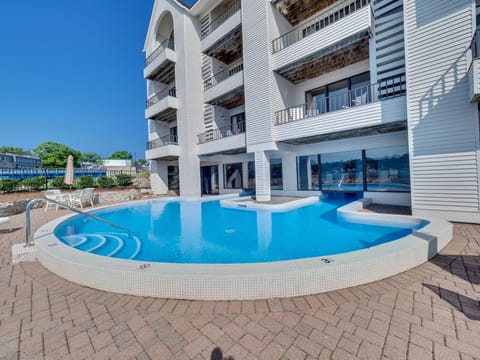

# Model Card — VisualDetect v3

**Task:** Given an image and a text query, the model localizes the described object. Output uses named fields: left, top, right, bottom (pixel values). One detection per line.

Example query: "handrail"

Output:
left=201, top=0, right=241, bottom=39
left=25, top=197, right=132, bottom=247
left=144, top=38, right=175, bottom=67
left=147, top=134, right=178, bottom=149
left=146, top=86, right=176, bottom=108
left=198, top=120, right=245, bottom=144
left=204, top=60, right=243, bottom=90
left=275, top=75, right=406, bottom=125
left=272, top=0, right=370, bottom=54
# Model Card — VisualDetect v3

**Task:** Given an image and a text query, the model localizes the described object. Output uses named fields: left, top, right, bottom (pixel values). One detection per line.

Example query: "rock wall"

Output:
left=0, top=189, right=156, bottom=216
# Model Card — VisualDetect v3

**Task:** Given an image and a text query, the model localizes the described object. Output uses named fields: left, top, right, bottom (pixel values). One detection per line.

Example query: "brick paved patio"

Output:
left=0, top=208, right=479, bottom=359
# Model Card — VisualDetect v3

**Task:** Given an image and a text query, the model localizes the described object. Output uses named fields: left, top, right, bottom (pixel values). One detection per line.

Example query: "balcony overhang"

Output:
left=275, top=31, right=369, bottom=84
left=203, top=25, right=242, bottom=64
left=469, top=58, right=480, bottom=102
left=198, top=134, right=247, bottom=156
left=274, top=96, right=407, bottom=143
left=144, top=49, right=176, bottom=83
left=201, top=8, right=242, bottom=55
left=205, top=86, right=244, bottom=109
left=271, top=0, right=339, bottom=26
left=146, top=144, right=180, bottom=161
left=204, top=70, right=244, bottom=105
left=145, top=96, right=179, bottom=122
left=280, top=120, right=407, bottom=145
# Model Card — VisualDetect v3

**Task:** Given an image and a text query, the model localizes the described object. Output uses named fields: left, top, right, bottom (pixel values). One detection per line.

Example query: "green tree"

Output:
left=81, top=152, right=102, bottom=164
left=136, top=159, right=147, bottom=166
left=0, top=146, right=30, bottom=155
left=109, top=150, right=132, bottom=160
left=33, top=142, right=82, bottom=168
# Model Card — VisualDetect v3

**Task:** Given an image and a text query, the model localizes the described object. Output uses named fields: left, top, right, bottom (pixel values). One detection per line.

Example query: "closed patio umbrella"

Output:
left=64, top=155, right=74, bottom=189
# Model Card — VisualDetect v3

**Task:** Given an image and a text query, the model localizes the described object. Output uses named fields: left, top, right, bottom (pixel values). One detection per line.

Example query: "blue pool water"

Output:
left=55, top=198, right=426, bottom=264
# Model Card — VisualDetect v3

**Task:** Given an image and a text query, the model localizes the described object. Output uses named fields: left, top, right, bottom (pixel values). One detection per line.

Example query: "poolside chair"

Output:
left=44, top=189, right=70, bottom=211
left=0, top=217, right=12, bottom=232
left=69, top=188, right=95, bottom=209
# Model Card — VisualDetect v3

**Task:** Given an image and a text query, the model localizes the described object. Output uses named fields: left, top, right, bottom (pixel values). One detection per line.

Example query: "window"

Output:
left=306, top=72, right=370, bottom=114
left=246, top=161, right=255, bottom=189
left=230, top=112, right=245, bottom=134
left=365, top=146, right=410, bottom=192
left=270, top=159, right=283, bottom=190
left=223, top=163, right=243, bottom=189
left=297, top=155, right=320, bottom=190
left=169, top=126, right=177, bottom=143
left=321, top=150, right=363, bottom=191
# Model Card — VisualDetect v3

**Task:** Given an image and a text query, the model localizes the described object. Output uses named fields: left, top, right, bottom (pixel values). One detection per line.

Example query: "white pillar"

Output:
left=254, top=151, right=271, bottom=202
left=150, top=160, right=168, bottom=195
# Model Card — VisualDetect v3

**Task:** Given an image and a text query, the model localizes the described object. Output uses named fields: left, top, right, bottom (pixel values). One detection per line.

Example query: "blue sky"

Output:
left=0, top=0, right=157, bottom=160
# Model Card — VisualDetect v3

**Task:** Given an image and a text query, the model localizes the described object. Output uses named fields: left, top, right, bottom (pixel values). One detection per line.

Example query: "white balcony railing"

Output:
left=201, top=0, right=241, bottom=39
left=275, top=75, right=405, bottom=125
left=272, top=0, right=370, bottom=54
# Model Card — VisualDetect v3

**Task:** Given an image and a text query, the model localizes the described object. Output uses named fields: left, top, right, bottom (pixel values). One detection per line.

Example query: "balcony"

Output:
left=274, top=76, right=407, bottom=143
left=144, top=38, right=176, bottom=82
left=469, top=30, right=480, bottom=102
left=272, top=0, right=370, bottom=53
left=204, top=61, right=244, bottom=107
left=201, top=0, right=241, bottom=56
left=197, top=121, right=246, bottom=155
left=145, top=87, right=178, bottom=122
left=272, top=3, right=371, bottom=84
left=145, top=135, right=180, bottom=160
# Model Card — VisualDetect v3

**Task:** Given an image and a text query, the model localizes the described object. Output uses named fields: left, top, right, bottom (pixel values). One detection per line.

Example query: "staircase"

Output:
left=61, top=232, right=142, bottom=260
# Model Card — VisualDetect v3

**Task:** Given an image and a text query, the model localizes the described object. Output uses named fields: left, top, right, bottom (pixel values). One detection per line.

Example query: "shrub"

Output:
left=115, top=173, right=132, bottom=187
left=0, top=178, right=20, bottom=192
left=96, top=176, right=115, bottom=188
left=50, top=176, right=67, bottom=189
left=21, top=176, right=46, bottom=191
left=76, top=175, right=95, bottom=189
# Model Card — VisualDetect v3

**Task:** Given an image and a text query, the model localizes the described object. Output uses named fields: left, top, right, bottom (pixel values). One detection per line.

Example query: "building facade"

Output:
left=0, top=153, right=42, bottom=169
left=143, top=0, right=480, bottom=223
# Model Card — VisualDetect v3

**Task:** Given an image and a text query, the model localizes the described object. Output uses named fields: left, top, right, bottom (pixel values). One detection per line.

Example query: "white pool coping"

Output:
left=33, top=197, right=453, bottom=300
left=220, top=196, right=319, bottom=211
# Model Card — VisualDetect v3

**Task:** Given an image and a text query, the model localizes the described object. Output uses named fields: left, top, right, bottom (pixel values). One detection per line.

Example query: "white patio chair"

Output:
left=0, top=217, right=12, bottom=232
left=44, top=189, right=70, bottom=211
left=69, top=188, right=95, bottom=209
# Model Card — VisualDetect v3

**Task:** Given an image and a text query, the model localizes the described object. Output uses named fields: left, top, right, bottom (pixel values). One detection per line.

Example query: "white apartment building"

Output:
left=143, top=0, right=480, bottom=223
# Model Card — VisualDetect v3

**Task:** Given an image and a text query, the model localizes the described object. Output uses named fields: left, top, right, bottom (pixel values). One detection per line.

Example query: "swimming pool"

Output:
left=55, top=198, right=426, bottom=263
left=35, top=196, right=453, bottom=300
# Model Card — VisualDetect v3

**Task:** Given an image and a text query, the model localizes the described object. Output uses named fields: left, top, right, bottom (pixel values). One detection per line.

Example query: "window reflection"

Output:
left=297, top=155, right=319, bottom=190
left=321, top=151, right=363, bottom=191
left=223, top=163, right=243, bottom=189
left=366, top=146, right=410, bottom=192
left=270, top=159, right=283, bottom=190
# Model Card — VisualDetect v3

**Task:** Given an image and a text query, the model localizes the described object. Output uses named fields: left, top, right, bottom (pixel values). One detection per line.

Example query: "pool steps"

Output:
left=62, top=232, right=141, bottom=260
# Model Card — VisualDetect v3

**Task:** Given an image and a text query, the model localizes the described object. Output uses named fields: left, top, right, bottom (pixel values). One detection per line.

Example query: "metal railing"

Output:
left=144, top=38, right=175, bottom=67
left=275, top=75, right=406, bottom=125
left=201, top=0, right=241, bottom=39
left=204, top=60, right=243, bottom=91
left=272, top=0, right=370, bottom=54
left=198, top=120, right=245, bottom=144
left=25, top=198, right=132, bottom=247
left=147, top=134, right=178, bottom=150
left=146, top=87, right=176, bottom=108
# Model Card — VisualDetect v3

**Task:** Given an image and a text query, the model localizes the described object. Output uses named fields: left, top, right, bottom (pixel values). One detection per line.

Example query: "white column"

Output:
left=150, top=160, right=168, bottom=195
left=254, top=151, right=271, bottom=202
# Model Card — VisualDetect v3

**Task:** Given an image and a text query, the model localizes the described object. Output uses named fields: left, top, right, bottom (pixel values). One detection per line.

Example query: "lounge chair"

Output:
left=69, top=188, right=95, bottom=208
left=44, top=189, right=70, bottom=211
left=0, top=217, right=12, bottom=232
